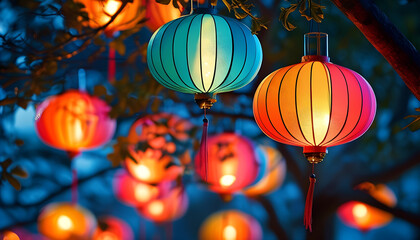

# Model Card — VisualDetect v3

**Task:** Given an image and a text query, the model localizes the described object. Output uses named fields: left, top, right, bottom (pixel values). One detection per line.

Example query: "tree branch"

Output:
left=330, top=0, right=420, bottom=100
left=254, top=196, right=289, bottom=240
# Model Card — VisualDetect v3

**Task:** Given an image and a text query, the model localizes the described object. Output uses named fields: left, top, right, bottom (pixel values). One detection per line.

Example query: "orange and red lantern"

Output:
left=137, top=185, right=188, bottom=223
left=35, top=90, right=116, bottom=156
left=113, top=169, right=170, bottom=207
left=195, top=133, right=261, bottom=197
left=337, top=182, right=396, bottom=232
left=244, top=146, right=286, bottom=197
left=76, top=0, right=145, bottom=36
left=38, top=202, right=96, bottom=240
left=0, top=231, right=20, bottom=240
left=199, top=210, right=262, bottom=240
left=93, top=216, right=133, bottom=240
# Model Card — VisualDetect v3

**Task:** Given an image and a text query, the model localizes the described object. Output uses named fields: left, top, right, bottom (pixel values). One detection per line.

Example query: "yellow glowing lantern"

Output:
left=244, top=146, right=287, bottom=197
left=337, top=182, right=397, bottom=232
left=38, top=202, right=96, bottom=240
left=199, top=210, right=262, bottom=240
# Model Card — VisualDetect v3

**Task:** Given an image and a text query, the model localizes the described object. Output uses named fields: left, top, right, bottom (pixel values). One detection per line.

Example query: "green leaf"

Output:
left=94, top=85, right=108, bottom=97
left=109, top=40, right=126, bottom=56
left=211, top=0, right=218, bottom=7
left=4, top=173, right=21, bottom=191
left=1, top=159, right=13, bottom=169
left=403, top=115, right=420, bottom=132
left=279, top=4, right=298, bottom=31
left=251, top=19, right=261, bottom=35
left=14, top=139, right=24, bottom=146
left=222, top=0, right=232, bottom=12
left=11, top=166, right=28, bottom=178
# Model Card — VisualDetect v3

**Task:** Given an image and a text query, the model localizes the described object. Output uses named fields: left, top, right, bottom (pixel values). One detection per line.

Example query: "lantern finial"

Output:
left=303, top=146, right=328, bottom=164
left=302, top=32, right=330, bottom=62
left=195, top=93, right=217, bottom=109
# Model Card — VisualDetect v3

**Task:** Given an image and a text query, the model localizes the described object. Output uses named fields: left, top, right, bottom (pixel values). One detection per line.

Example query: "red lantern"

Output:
left=76, top=0, right=145, bottom=36
left=195, top=133, right=261, bottom=197
left=137, top=185, right=188, bottom=223
left=199, top=210, right=262, bottom=240
left=38, top=202, right=96, bottom=240
left=243, top=146, right=286, bottom=197
left=337, top=183, right=396, bottom=232
left=93, top=216, right=134, bottom=240
left=253, top=32, right=376, bottom=231
left=35, top=90, right=116, bottom=156
left=113, top=170, right=171, bottom=207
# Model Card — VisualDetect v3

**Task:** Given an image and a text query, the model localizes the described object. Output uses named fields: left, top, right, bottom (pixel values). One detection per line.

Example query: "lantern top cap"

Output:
left=192, top=7, right=217, bottom=14
left=302, top=32, right=330, bottom=63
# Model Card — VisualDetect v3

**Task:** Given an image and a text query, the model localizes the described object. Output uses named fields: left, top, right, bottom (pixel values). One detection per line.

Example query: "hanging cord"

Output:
left=304, top=163, right=316, bottom=232
left=198, top=108, right=209, bottom=182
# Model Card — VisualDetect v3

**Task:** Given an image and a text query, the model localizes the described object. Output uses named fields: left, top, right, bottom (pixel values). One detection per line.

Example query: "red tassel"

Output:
left=108, top=47, right=116, bottom=83
left=198, top=118, right=209, bottom=181
left=71, top=169, right=78, bottom=204
left=304, top=174, right=316, bottom=232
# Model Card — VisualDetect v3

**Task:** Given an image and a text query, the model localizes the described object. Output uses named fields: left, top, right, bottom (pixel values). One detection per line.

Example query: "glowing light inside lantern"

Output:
left=135, top=184, right=152, bottom=203
left=57, top=215, right=73, bottom=230
left=101, top=0, right=121, bottom=24
left=148, top=201, right=164, bottom=216
left=352, top=203, right=368, bottom=218
left=134, top=164, right=151, bottom=180
left=220, top=175, right=236, bottom=187
left=73, top=119, right=83, bottom=142
left=223, top=225, right=237, bottom=240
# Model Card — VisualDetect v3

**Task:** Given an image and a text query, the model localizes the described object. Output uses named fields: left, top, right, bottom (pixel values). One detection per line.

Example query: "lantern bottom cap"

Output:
left=303, top=146, right=328, bottom=164
left=194, top=93, right=217, bottom=109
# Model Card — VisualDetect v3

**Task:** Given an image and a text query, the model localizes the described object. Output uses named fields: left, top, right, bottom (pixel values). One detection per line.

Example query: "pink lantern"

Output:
left=195, top=133, right=261, bottom=196
left=92, top=216, right=134, bottom=240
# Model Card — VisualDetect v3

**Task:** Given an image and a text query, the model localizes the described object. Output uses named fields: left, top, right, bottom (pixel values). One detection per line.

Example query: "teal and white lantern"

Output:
left=147, top=8, right=263, bottom=109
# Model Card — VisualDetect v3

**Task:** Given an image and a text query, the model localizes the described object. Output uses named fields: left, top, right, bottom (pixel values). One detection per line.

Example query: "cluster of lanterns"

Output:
left=26, top=0, right=387, bottom=238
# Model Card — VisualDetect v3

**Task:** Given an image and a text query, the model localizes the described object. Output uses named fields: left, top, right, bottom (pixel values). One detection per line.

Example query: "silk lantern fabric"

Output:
left=35, top=90, right=116, bottom=154
left=38, top=202, right=96, bottom=240
left=76, top=0, right=144, bottom=35
left=199, top=210, right=262, bottom=240
left=337, top=183, right=397, bottom=232
left=195, top=133, right=261, bottom=194
left=93, top=216, right=134, bottom=240
left=244, top=146, right=286, bottom=196
left=253, top=61, right=376, bottom=154
left=147, top=9, right=263, bottom=94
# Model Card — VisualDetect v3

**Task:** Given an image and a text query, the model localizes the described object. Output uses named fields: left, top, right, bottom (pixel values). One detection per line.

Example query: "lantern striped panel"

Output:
left=147, top=12, right=262, bottom=94
left=35, top=90, right=116, bottom=152
left=253, top=61, right=376, bottom=148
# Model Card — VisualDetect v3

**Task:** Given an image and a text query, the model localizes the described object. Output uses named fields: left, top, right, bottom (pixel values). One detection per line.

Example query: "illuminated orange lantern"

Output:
left=195, top=133, right=261, bottom=196
left=144, top=0, right=181, bottom=32
left=0, top=231, right=20, bottom=240
left=38, top=202, right=96, bottom=240
left=76, top=0, right=145, bottom=36
left=35, top=90, right=116, bottom=156
left=244, top=146, right=286, bottom=197
left=113, top=170, right=170, bottom=207
left=93, top=216, right=133, bottom=240
left=199, top=210, right=262, bottom=240
left=337, top=182, right=397, bottom=232
left=138, top=185, right=188, bottom=223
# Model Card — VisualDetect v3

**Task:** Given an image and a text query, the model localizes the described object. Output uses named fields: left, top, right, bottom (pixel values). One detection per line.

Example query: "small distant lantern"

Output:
left=35, top=90, right=116, bottom=157
left=199, top=210, right=262, bottom=240
left=113, top=170, right=170, bottom=207
left=93, top=216, right=134, bottom=240
left=137, top=185, right=188, bottom=223
left=194, top=133, right=261, bottom=198
left=76, top=0, right=145, bottom=36
left=337, top=182, right=397, bottom=232
left=244, top=146, right=286, bottom=197
left=38, top=202, right=96, bottom=240
left=0, top=231, right=20, bottom=240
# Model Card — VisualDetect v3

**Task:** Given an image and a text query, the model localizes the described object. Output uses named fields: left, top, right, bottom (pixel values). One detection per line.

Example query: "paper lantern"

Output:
left=244, top=146, right=286, bottom=197
left=144, top=0, right=182, bottom=32
left=0, top=231, right=20, bottom=240
left=199, top=210, right=262, bottom=240
left=147, top=7, right=262, bottom=108
left=138, top=185, right=188, bottom=223
left=76, top=0, right=145, bottom=35
left=195, top=133, right=261, bottom=196
left=38, top=203, right=96, bottom=240
left=35, top=90, right=116, bottom=156
left=113, top=170, right=171, bottom=207
left=337, top=183, right=397, bottom=232
left=253, top=32, right=376, bottom=231
left=93, top=216, right=134, bottom=240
